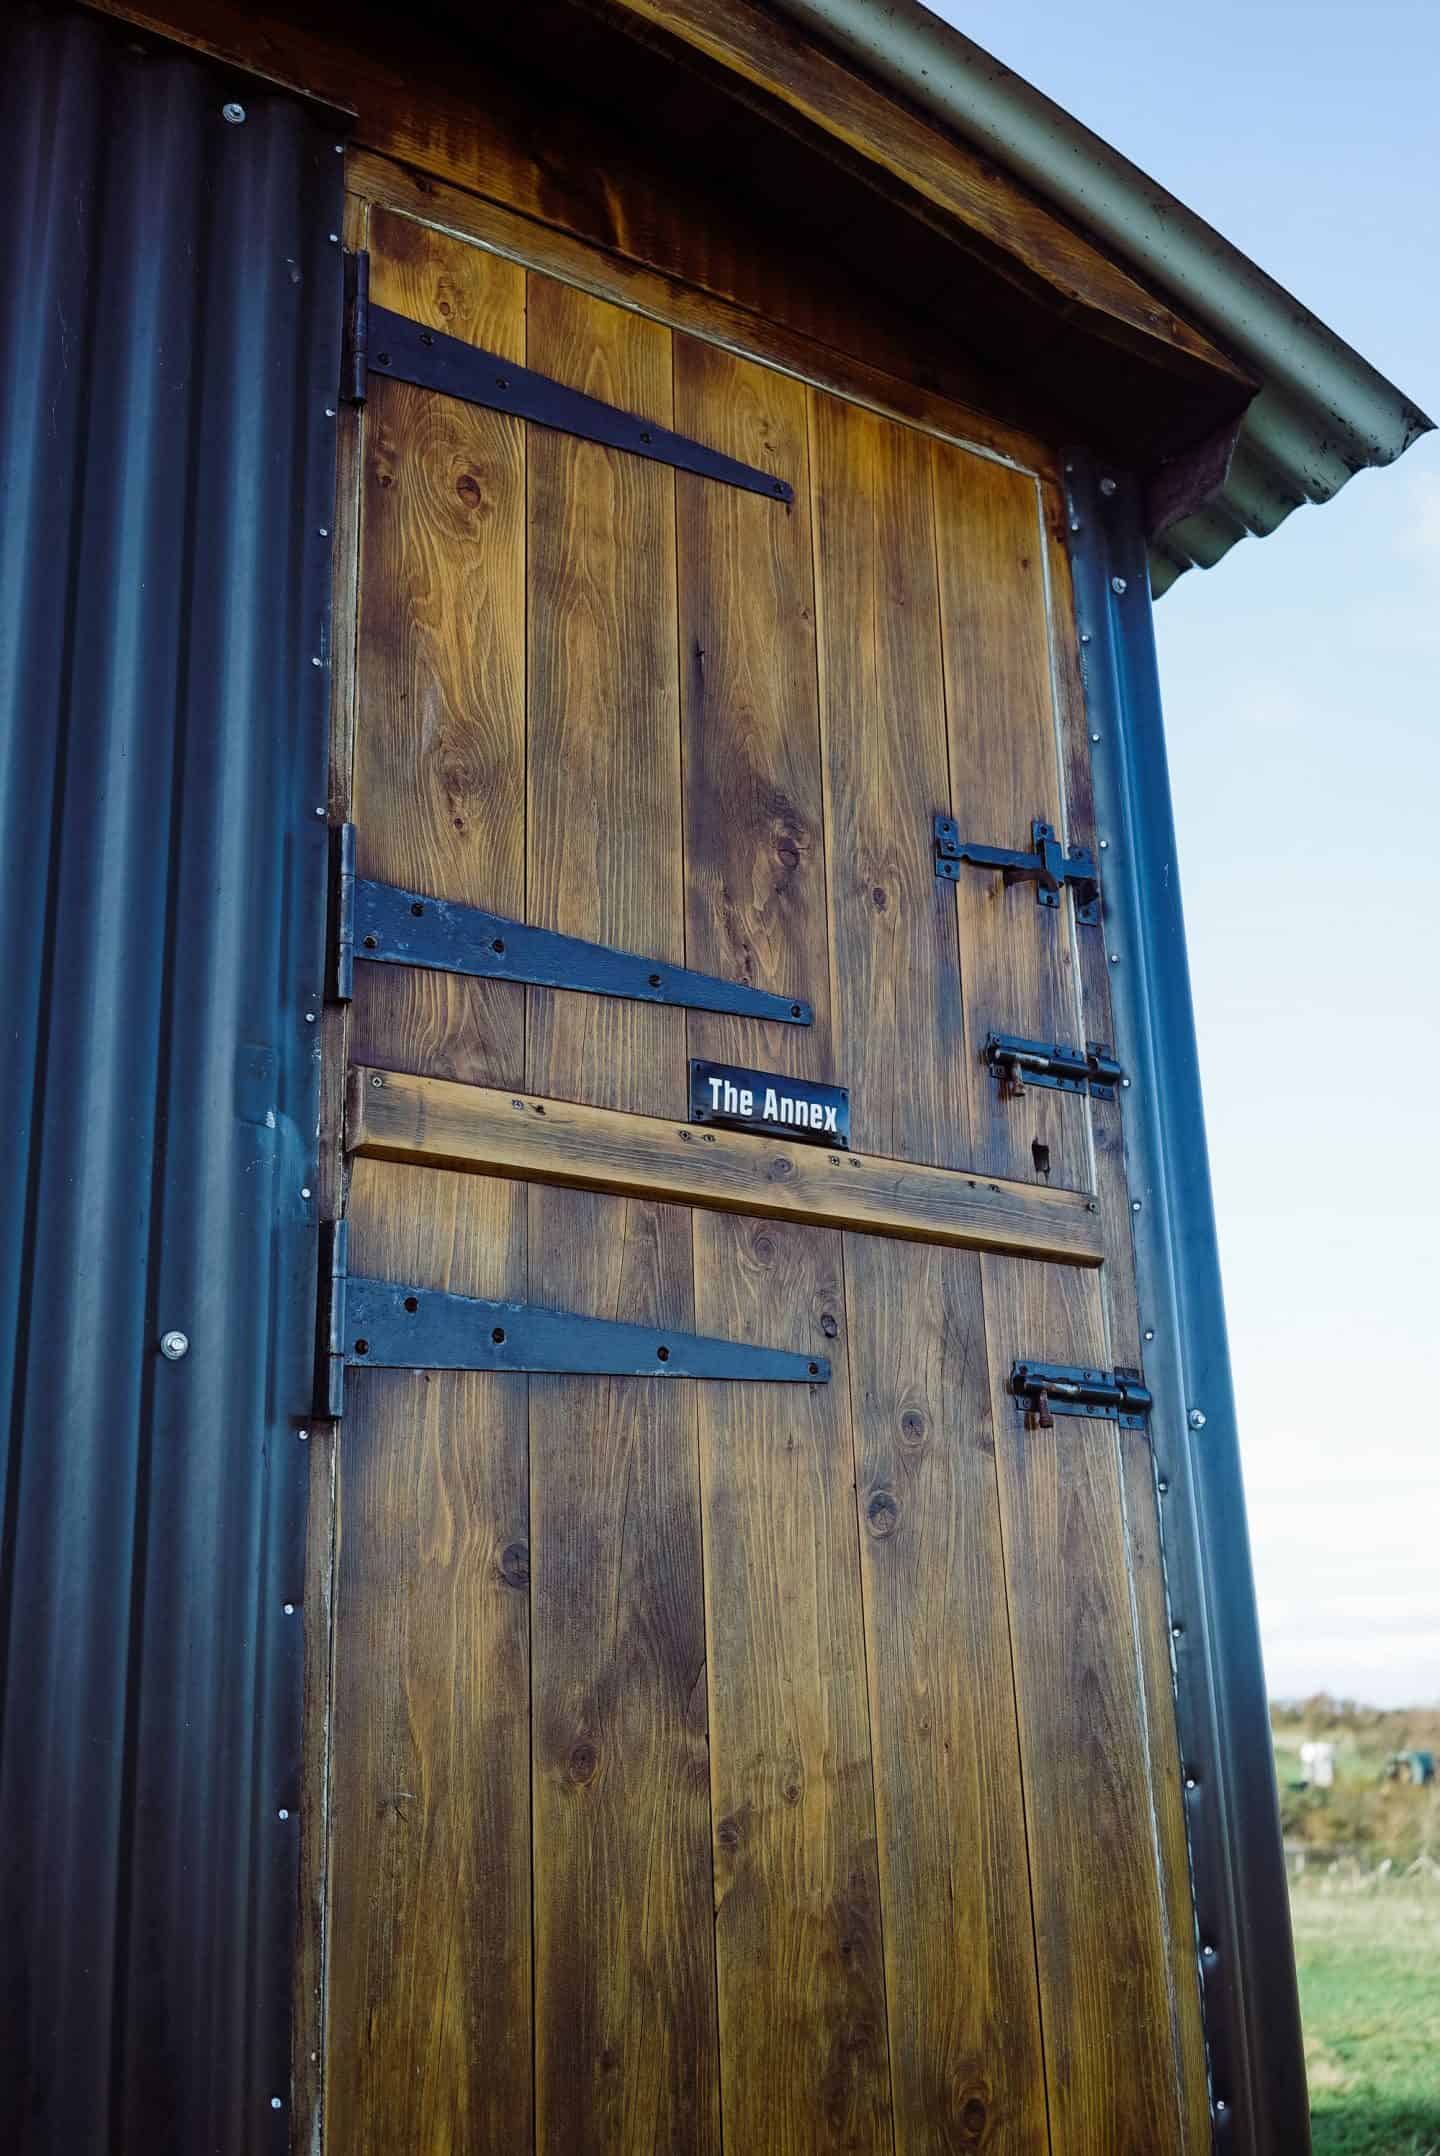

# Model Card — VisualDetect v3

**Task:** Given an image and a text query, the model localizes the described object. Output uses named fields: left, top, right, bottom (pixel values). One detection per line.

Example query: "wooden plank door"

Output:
left=317, top=203, right=1210, bottom=2155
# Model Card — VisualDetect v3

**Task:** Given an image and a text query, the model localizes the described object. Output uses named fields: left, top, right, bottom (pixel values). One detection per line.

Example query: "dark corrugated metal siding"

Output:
left=0, top=12, right=343, bottom=2151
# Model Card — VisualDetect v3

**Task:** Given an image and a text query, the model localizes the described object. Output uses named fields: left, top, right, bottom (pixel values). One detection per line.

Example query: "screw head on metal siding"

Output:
left=1188, top=1407, right=1208, bottom=1430
left=159, top=1330, right=189, bottom=1361
left=221, top=100, right=246, bottom=122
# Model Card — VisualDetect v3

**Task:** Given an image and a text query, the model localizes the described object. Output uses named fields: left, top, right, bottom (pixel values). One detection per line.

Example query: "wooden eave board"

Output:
left=84, top=0, right=1256, bottom=469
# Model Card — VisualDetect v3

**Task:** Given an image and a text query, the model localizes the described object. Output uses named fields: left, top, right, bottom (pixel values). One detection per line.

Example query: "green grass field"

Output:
left=1292, top=1875, right=1440, bottom=2155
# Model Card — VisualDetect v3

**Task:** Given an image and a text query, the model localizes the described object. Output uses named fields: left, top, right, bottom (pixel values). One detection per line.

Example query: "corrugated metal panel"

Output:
left=0, top=11, right=343, bottom=2152
left=767, top=0, right=1434, bottom=594
left=1064, top=452, right=1310, bottom=2154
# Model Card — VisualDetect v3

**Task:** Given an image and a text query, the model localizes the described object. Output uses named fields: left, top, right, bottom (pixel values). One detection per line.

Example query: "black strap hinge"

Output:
left=342, top=246, right=369, bottom=406
left=1009, top=1360, right=1152, bottom=1432
left=317, top=1220, right=829, bottom=1417
left=935, top=814, right=1101, bottom=925
left=340, top=250, right=790, bottom=500
left=329, top=823, right=811, bottom=1025
left=985, top=1032, right=1124, bottom=1101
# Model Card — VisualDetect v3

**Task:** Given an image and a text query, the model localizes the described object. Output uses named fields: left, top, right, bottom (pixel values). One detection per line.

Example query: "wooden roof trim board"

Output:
left=348, top=1068, right=1107, bottom=1267
left=345, top=147, right=1060, bottom=479
left=598, top=0, right=1251, bottom=389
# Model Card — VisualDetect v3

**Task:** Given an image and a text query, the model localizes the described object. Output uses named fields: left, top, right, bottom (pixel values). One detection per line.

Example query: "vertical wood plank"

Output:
left=982, top=1250, right=1183, bottom=2154
left=694, top=1210, right=893, bottom=2154
left=810, top=394, right=969, bottom=1166
left=522, top=280, right=720, bottom=2152
left=525, top=276, right=684, bottom=1118
left=933, top=448, right=1089, bottom=1191
left=844, top=1231, right=1047, bottom=2155
left=673, top=336, right=833, bottom=1079
left=1047, top=516, right=1211, bottom=2147
left=528, top=1191, right=719, bottom=2154
left=350, top=208, right=527, bottom=1088
left=326, top=1158, right=532, bottom=2154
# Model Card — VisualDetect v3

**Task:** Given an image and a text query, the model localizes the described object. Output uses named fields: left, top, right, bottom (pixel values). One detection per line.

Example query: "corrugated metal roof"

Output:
left=0, top=10, right=342, bottom=2151
left=767, top=0, right=1434, bottom=593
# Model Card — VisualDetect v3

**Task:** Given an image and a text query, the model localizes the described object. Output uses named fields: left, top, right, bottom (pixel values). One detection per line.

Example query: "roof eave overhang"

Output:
left=750, top=0, right=1434, bottom=591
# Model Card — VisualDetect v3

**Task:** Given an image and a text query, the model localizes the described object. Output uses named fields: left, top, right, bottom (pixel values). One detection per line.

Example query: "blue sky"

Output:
left=925, top=0, right=1439, bottom=1704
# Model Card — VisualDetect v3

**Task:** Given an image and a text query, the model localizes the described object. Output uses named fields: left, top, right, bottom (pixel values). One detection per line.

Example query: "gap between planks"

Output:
left=347, top=1067, right=1104, bottom=1268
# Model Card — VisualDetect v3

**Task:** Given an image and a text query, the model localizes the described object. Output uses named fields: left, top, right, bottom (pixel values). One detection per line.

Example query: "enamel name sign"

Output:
left=689, top=1059, right=850, bottom=1149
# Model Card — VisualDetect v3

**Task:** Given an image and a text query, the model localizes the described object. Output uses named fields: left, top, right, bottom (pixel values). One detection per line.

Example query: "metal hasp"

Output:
left=934, top=813, right=1102, bottom=924
left=1009, top=1359, right=1153, bottom=1432
left=330, top=824, right=812, bottom=1024
left=318, top=1222, right=829, bottom=1416
left=343, top=249, right=792, bottom=501
left=985, top=1031, right=1124, bottom=1100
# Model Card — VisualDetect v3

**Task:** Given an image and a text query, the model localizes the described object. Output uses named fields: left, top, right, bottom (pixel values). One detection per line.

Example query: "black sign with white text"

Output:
left=689, top=1059, right=850, bottom=1149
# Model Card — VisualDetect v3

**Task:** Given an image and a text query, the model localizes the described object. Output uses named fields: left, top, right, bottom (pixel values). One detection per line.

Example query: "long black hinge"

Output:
left=341, top=249, right=791, bottom=501
left=934, top=813, right=1101, bottom=925
left=985, top=1032, right=1124, bottom=1100
left=329, top=824, right=811, bottom=1025
left=1009, top=1360, right=1153, bottom=1431
left=317, top=1222, right=828, bottom=1417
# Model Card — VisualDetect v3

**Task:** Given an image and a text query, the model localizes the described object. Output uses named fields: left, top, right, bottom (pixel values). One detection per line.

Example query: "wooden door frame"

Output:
left=1058, top=451, right=1307, bottom=2154
left=300, top=149, right=1299, bottom=2156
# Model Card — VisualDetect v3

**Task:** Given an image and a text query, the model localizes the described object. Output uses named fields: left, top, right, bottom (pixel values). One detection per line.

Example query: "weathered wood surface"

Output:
left=693, top=1211, right=893, bottom=2150
left=982, top=1250, right=1186, bottom=2153
left=935, top=445, right=1090, bottom=1190
left=348, top=147, right=1059, bottom=478
left=522, top=280, right=722, bottom=2153
left=319, top=197, right=1211, bottom=2156
left=844, top=1232, right=1048, bottom=2154
left=349, top=1069, right=1106, bottom=1266
left=675, top=337, right=834, bottom=1082
left=326, top=1161, right=534, bottom=2153
left=811, top=394, right=970, bottom=1168
left=349, top=208, right=528, bottom=1091
left=528, top=1189, right=720, bottom=2154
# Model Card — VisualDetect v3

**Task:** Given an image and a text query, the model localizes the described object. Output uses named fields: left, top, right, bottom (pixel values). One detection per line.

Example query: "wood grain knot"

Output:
left=716, top=1815, right=742, bottom=1851
left=958, top=2091, right=989, bottom=2142
left=820, top=1312, right=839, bottom=1339
left=752, top=1232, right=777, bottom=1261
left=765, top=1157, right=794, bottom=1182
left=567, top=1741, right=598, bottom=1786
left=866, top=1492, right=900, bottom=1538
left=901, top=1410, right=926, bottom=1440
left=499, top=1541, right=530, bottom=1588
left=782, top=1779, right=803, bottom=1806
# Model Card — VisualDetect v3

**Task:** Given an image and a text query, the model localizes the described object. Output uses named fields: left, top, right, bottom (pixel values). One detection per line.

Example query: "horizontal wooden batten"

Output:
left=348, top=1068, right=1105, bottom=1267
